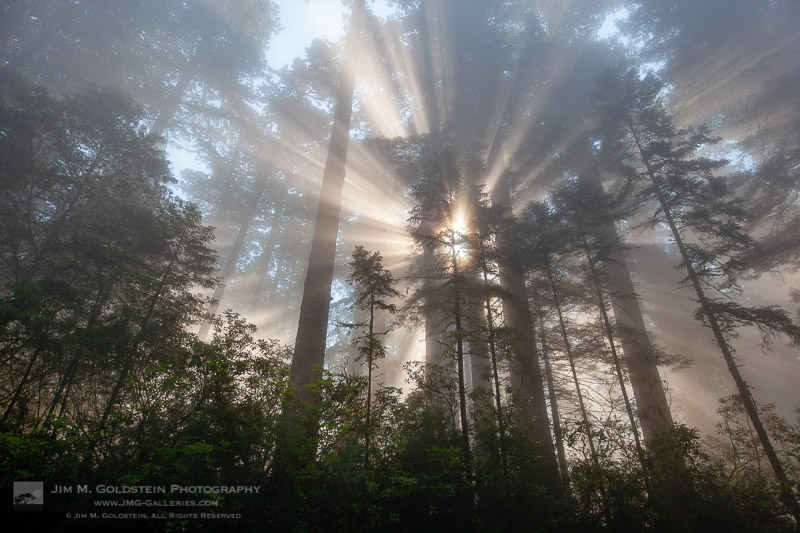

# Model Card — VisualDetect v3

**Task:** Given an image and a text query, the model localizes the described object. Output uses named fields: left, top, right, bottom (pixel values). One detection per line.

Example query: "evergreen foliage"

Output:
left=1, top=0, right=799, bottom=530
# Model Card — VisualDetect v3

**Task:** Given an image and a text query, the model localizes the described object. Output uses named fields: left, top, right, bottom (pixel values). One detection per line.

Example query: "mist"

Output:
left=2, top=0, right=799, bottom=529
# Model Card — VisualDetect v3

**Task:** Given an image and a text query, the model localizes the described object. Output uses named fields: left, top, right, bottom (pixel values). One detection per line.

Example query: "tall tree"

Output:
left=595, top=67, right=800, bottom=523
left=520, top=200, right=613, bottom=522
left=0, top=84, right=218, bottom=434
left=286, top=0, right=366, bottom=452
left=551, top=177, right=657, bottom=508
left=491, top=175, right=562, bottom=491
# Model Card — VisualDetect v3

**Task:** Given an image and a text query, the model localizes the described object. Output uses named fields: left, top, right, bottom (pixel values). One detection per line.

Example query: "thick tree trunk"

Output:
left=283, top=0, right=364, bottom=449
left=491, top=175, right=561, bottom=492
left=467, top=292, right=492, bottom=399
left=594, top=217, right=674, bottom=447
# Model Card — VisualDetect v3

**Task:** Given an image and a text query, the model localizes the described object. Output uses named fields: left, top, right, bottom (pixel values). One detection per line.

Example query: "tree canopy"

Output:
left=2, top=1, right=800, bottom=530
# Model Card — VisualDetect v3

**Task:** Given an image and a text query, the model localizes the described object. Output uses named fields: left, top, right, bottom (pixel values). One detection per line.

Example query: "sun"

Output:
left=452, top=215, right=467, bottom=235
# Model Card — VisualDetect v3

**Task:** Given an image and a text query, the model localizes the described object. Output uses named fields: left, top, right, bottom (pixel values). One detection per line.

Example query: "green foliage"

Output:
left=2, top=22, right=799, bottom=529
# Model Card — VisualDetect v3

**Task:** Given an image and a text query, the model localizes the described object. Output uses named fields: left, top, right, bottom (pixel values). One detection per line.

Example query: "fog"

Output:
left=2, top=0, right=799, bottom=527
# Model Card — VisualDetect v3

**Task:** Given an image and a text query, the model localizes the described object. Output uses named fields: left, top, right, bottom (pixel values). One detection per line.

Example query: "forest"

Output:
left=1, top=0, right=800, bottom=531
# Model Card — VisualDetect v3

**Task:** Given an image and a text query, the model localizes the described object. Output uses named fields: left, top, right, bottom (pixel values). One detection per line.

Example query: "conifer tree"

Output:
left=284, top=0, right=365, bottom=459
left=345, top=245, right=400, bottom=467
left=521, top=200, right=614, bottom=524
left=594, top=67, right=800, bottom=523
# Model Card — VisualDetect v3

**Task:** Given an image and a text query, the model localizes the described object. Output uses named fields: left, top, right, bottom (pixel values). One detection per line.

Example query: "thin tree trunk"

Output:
left=545, top=261, right=600, bottom=467
left=365, top=295, right=374, bottom=468
left=1, top=346, right=40, bottom=423
left=579, top=225, right=657, bottom=508
left=481, top=268, right=510, bottom=487
left=149, top=54, right=201, bottom=137
left=545, top=258, right=613, bottom=525
left=592, top=198, right=674, bottom=447
left=536, top=305, right=570, bottom=485
left=247, top=230, right=278, bottom=315
left=451, top=241, right=475, bottom=525
left=47, top=271, right=121, bottom=422
left=198, top=176, right=269, bottom=341
left=97, top=232, right=185, bottom=429
left=579, top=225, right=646, bottom=460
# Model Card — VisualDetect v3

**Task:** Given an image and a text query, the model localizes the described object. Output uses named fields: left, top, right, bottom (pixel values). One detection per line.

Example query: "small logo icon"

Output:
left=13, top=481, right=43, bottom=511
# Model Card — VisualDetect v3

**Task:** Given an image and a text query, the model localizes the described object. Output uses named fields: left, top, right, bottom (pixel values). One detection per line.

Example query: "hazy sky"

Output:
left=170, top=1, right=398, bottom=176
left=268, top=0, right=348, bottom=68
left=268, top=0, right=399, bottom=68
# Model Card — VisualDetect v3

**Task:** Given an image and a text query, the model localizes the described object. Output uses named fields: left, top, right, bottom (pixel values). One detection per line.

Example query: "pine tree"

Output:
left=521, top=200, right=614, bottom=524
left=345, top=245, right=400, bottom=467
left=595, top=67, right=800, bottom=523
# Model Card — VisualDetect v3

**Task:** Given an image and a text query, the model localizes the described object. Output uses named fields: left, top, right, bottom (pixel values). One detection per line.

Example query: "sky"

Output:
left=268, top=0, right=349, bottom=68
left=170, top=0, right=398, bottom=177
left=268, top=0, right=399, bottom=68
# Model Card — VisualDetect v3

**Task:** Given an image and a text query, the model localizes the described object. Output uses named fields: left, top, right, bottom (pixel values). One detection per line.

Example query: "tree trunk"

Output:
left=545, top=260, right=600, bottom=466
left=423, top=245, right=447, bottom=365
left=1, top=346, right=40, bottom=423
left=282, top=0, right=365, bottom=454
left=481, top=266, right=511, bottom=486
left=467, top=289, right=492, bottom=401
left=450, top=243, right=475, bottom=520
left=579, top=224, right=646, bottom=459
left=536, top=307, right=570, bottom=485
left=365, top=296, right=374, bottom=468
left=545, top=258, right=613, bottom=525
left=491, top=174, right=561, bottom=492
left=593, top=214, right=674, bottom=447
left=149, top=53, right=202, bottom=137
left=98, top=232, right=185, bottom=429
left=579, top=224, right=657, bottom=507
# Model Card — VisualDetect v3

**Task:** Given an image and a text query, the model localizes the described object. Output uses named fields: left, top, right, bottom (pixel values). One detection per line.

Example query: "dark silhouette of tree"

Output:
left=287, top=0, right=365, bottom=446
left=551, top=176, right=658, bottom=509
left=0, top=84, right=218, bottom=438
left=520, top=200, right=614, bottom=525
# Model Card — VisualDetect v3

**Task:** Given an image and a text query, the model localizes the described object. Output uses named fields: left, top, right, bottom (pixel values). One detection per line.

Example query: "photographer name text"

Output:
left=51, top=484, right=260, bottom=494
